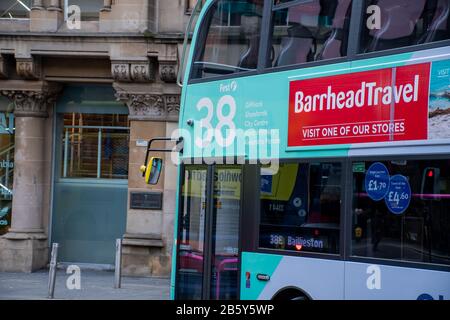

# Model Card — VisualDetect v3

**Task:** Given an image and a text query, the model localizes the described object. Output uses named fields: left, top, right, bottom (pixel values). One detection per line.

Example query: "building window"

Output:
left=0, top=0, right=31, bottom=19
left=0, top=98, right=14, bottom=236
left=65, top=0, right=103, bottom=21
left=61, top=113, right=129, bottom=179
left=186, top=0, right=206, bottom=14
left=352, top=159, right=450, bottom=266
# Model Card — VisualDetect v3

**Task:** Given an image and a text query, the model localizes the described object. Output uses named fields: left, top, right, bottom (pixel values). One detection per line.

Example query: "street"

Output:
left=0, top=269, right=170, bottom=300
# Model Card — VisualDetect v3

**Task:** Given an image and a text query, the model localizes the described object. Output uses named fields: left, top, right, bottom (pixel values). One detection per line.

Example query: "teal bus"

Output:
left=143, top=0, right=450, bottom=300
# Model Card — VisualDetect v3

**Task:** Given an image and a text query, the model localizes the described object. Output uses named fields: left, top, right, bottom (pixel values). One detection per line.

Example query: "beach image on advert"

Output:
left=429, top=59, right=450, bottom=140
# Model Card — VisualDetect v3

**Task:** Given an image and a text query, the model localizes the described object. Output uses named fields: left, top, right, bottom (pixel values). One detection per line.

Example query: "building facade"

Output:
left=0, top=0, right=193, bottom=276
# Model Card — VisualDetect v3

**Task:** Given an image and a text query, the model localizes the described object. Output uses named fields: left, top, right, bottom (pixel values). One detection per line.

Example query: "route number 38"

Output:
left=195, top=95, right=237, bottom=148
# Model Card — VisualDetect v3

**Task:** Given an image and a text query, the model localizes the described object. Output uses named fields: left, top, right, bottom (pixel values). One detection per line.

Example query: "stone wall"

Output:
left=0, top=0, right=187, bottom=275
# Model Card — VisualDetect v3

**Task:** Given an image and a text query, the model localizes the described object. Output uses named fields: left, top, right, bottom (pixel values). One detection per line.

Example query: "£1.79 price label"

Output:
left=385, top=175, right=411, bottom=215
left=365, top=162, right=390, bottom=201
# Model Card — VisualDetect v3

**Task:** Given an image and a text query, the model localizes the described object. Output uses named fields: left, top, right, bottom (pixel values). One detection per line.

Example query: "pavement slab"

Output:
left=0, top=270, right=170, bottom=300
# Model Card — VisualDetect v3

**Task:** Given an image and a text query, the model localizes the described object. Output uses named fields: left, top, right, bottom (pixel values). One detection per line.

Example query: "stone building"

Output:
left=0, top=0, right=194, bottom=276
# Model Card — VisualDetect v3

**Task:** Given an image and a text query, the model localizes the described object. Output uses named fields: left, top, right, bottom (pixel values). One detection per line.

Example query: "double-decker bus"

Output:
left=143, top=0, right=450, bottom=300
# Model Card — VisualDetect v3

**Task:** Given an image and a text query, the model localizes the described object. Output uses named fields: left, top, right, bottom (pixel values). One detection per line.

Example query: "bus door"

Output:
left=176, top=165, right=242, bottom=300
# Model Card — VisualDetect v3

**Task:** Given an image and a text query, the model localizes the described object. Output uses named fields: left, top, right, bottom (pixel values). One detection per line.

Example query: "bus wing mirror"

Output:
left=140, top=157, right=163, bottom=185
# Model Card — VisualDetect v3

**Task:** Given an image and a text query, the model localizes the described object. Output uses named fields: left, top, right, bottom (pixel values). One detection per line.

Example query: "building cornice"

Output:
left=0, top=32, right=185, bottom=40
left=0, top=81, right=61, bottom=117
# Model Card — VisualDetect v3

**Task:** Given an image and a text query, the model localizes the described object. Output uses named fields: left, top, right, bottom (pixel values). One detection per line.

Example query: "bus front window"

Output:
left=190, top=0, right=264, bottom=80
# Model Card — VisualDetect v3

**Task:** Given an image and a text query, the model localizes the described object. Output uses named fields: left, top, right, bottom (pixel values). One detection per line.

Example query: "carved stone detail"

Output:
left=111, top=63, right=131, bottom=82
left=31, top=0, right=44, bottom=10
left=130, top=62, right=153, bottom=82
left=112, top=59, right=154, bottom=83
left=0, top=85, right=61, bottom=118
left=47, top=0, right=62, bottom=11
left=164, top=94, right=180, bottom=120
left=16, top=57, right=41, bottom=80
left=159, top=61, right=177, bottom=83
left=116, top=92, right=166, bottom=120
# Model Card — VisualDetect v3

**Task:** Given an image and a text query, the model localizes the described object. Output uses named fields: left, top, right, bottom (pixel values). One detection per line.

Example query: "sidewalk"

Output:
left=0, top=269, right=170, bottom=300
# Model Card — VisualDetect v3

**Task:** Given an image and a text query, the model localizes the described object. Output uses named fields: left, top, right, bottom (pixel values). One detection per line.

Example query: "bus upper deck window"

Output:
left=418, top=0, right=450, bottom=44
left=362, top=0, right=450, bottom=53
left=190, top=0, right=263, bottom=80
left=270, top=0, right=353, bottom=68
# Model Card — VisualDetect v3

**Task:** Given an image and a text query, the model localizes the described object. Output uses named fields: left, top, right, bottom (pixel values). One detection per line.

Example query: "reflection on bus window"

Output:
left=190, top=0, right=264, bottom=80
left=270, top=0, right=353, bottom=67
left=0, top=0, right=31, bottom=19
left=352, top=159, right=450, bottom=266
left=259, top=162, right=342, bottom=254
left=177, top=167, right=207, bottom=300
left=362, top=0, right=450, bottom=53
left=0, top=103, right=13, bottom=236
left=210, top=166, right=241, bottom=300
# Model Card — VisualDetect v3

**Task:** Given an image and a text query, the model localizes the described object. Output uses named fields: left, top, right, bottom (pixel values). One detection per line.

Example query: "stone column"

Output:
left=48, top=0, right=62, bottom=12
left=31, top=0, right=44, bottom=10
left=0, top=82, right=60, bottom=272
left=31, top=0, right=64, bottom=32
left=114, top=83, right=180, bottom=276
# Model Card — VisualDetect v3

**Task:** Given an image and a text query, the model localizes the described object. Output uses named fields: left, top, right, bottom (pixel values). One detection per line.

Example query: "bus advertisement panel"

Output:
left=289, top=63, right=431, bottom=146
left=179, top=53, right=450, bottom=161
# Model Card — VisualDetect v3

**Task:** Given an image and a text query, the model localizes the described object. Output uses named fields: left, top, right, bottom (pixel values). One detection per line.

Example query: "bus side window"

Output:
left=238, top=15, right=262, bottom=70
left=271, top=0, right=353, bottom=68
left=273, top=0, right=322, bottom=67
left=316, top=0, right=352, bottom=60
left=361, top=0, right=450, bottom=53
left=364, top=0, right=427, bottom=52
left=418, top=0, right=450, bottom=44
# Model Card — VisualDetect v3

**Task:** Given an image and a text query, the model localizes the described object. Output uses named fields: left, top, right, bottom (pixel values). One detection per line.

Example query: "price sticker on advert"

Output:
left=385, top=175, right=411, bottom=215
left=364, top=162, right=390, bottom=201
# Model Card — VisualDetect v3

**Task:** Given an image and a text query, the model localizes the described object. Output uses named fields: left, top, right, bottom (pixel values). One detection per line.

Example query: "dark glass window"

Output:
left=210, top=166, right=241, bottom=300
left=259, top=162, right=342, bottom=254
left=190, top=0, right=264, bottom=80
left=269, top=0, right=353, bottom=67
left=0, top=0, right=32, bottom=19
left=177, top=166, right=208, bottom=299
left=61, top=113, right=129, bottom=179
left=352, top=159, right=450, bottom=266
left=361, top=0, right=450, bottom=53
left=0, top=98, right=14, bottom=236
left=273, top=0, right=296, bottom=5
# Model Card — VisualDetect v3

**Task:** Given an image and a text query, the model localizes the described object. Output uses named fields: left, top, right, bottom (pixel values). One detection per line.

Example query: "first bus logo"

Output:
left=220, top=80, right=238, bottom=93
